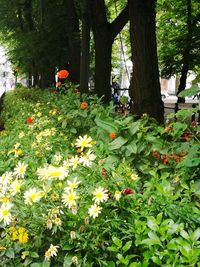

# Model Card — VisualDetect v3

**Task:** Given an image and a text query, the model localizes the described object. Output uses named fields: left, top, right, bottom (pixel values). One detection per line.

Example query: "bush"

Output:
left=0, top=86, right=199, bottom=266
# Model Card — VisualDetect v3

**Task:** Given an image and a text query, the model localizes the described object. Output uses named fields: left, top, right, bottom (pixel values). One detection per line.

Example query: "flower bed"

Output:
left=0, top=85, right=199, bottom=266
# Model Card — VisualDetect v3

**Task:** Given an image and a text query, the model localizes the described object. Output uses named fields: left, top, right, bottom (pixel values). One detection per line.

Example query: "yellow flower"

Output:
left=75, top=135, right=93, bottom=151
left=92, top=187, right=109, bottom=204
left=18, top=230, right=29, bottom=244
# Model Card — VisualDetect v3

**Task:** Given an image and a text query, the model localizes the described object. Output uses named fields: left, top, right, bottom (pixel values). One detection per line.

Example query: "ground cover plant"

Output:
left=0, top=85, right=200, bottom=267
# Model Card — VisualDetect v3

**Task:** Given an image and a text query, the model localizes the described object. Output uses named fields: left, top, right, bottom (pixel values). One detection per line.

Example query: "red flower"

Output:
left=123, top=188, right=133, bottom=195
left=53, top=90, right=57, bottom=94
left=56, top=81, right=62, bottom=87
left=27, top=117, right=34, bottom=124
left=109, top=132, right=117, bottom=141
left=57, top=69, right=69, bottom=79
left=101, top=168, right=107, bottom=176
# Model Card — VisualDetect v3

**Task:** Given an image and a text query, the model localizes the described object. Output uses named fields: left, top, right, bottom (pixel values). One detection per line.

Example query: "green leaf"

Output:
left=128, top=121, right=141, bottom=135
left=5, top=248, right=15, bottom=259
left=172, top=122, right=188, bottom=138
left=112, top=237, right=122, bottom=248
left=183, top=158, right=200, bottom=167
left=147, top=219, right=159, bottom=231
left=178, top=86, right=200, bottom=98
left=191, top=228, right=200, bottom=242
left=180, top=230, right=189, bottom=240
left=63, top=254, right=72, bottom=267
left=109, top=136, right=128, bottom=150
left=126, top=141, right=137, bottom=154
left=105, top=261, right=116, bottom=267
left=95, top=117, right=118, bottom=133
left=141, top=232, right=162, bottom=246
left=122, top=241, right=132, bottom=253
left=30, top=263, right=42, bottom=267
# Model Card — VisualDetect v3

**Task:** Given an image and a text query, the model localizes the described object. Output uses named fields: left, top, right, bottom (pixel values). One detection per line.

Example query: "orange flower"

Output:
left=27, top=117, right=34, bottom=124
left=57, top=69, right=69, bottom=79
left=80, top=101, right=88, bottom=110
left=109, top=132, right=117, bottom=141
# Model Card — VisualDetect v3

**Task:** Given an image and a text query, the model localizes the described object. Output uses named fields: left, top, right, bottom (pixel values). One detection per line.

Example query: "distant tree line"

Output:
left=0, top=0, right=199, bottom=123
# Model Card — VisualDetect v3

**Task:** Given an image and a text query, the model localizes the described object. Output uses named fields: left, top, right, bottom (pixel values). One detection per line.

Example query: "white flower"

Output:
left=79, top=150, right=96, bottom=167
left=114, top=190, right=122, bottom=201
left=69, top=155, right=80, bottom=170
left=47, top=165, right=68, bottom=180
left=88, top=204, right=102, bottom=219
left=0, top=202, right=13, bottom=225
left=45, top=244, right=59, bottom=260
left=66, top=177, right=81, bottom=191
left=13, top=162, right=28, bottom=178
left=75, top=135, right=93, bottom=151
left=24, top=188, right=43, bottom=205
left=62, top=191, right=79, bottom=208
left=10, top=179, right=23, bottom=195
left=92, top=186, right=109, bottom=204
left=19, top=131, right=25, bottom=138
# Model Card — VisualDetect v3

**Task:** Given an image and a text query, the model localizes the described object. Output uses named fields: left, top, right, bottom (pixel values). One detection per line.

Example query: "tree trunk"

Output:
left=129, top=0, right=164, bottom=123
left=65, top=0, right=81, bottom=84
left=80, top=0, right=91, bottom=94
left=91, top=0, right=129, bottom=103
left=176, top=0, right=192, bottom=105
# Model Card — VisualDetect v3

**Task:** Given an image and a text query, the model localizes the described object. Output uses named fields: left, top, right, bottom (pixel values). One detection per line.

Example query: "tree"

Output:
left=157, top=0, right=200, bottom=104
left=64, top=0, right=81, bottom=84
left=90, top=0, right=129, bottom=102
left=128, top=0, right=164, bottom=123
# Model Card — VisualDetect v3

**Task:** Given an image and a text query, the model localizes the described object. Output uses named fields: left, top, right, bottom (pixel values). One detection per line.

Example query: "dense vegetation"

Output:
left=0, top=85, right=199, bottom=266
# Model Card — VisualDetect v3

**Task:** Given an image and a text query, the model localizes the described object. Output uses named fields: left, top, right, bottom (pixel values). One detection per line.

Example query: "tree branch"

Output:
left=109, top=4, right=129, bottom=42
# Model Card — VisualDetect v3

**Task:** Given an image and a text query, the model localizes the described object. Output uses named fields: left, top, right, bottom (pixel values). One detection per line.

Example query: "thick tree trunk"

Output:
left=91, top=0, right=129, bottom=103
left=80, top=0, right=91, bottom=94
left=65, top=0, right=81, bottom=84
left=129, top=0, right=164, bottom=123
left=94, top=37, right=113, bottom=102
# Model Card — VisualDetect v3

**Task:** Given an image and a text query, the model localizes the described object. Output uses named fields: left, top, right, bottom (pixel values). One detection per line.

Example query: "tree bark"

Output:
left=91, top=0, right=129, bottom=102
left=129, top=0, right=164, bottom=123
left=176, top=0, right=192, bottom=105
left=80, top=0, right=91, bottom=93
left=65, top=0, right=81, bottom=84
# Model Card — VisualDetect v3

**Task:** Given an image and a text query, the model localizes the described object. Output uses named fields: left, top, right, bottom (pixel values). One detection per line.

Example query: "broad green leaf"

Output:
left=191, top=228, right=200, bottom=242
left=178, top=86, right=200, bottom=98
left=109, top=136, right=128, bottom=150
left=95, top=117, right=118, bottom=133
left=126, top=140, right=137, bottom=154
left=105, top=261, right=116, bottom=267
left=128, top=121, right=141, bottom=135
left=147, top=219, right=159, bottom=231
left=112, top=237, right=122, bottom=248
left=180, top=230, right=189, bottom=240
left=122, top=241, right=132, bottom=253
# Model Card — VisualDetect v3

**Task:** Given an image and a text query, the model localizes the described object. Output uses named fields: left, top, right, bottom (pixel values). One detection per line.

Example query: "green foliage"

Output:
left=0, top=86, right=199, bottom=266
